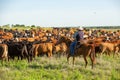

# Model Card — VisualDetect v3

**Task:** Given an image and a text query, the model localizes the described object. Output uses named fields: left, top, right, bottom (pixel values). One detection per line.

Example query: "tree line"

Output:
left=0, top=24, right=120, bottom=29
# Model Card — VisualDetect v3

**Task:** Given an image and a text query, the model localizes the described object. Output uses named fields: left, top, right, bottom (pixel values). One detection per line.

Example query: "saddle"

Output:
left=75, top=41, right=82, bottom=49
left=75, top=41, right=85, bottom=49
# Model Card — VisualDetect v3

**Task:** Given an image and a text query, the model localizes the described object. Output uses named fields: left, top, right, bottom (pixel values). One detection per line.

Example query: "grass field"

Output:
left=0, top=55, right=120, bottom=80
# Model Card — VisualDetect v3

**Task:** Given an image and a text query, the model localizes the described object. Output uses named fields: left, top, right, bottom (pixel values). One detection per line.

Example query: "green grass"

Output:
left=0, top=55, right=120, bottom=80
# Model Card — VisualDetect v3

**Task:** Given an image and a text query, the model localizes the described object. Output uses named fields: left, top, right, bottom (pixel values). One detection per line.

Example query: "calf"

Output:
left=99, top=42, right=119, bottom=56
left=53, top=42, right=67, bottom=58
left=33, top=42, right=53, bottom=57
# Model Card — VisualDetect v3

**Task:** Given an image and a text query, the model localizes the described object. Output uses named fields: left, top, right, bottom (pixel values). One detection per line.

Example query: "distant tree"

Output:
left=11, top=24, right=14, bottom=27
left=12, top=24, right=25, bottom=27
left=21, top=24, right=25, bottom=27
left=2, top=24, right=10, bottom=28
left=31, top=25, right=35, bottom=27
left=13, top=24, right=19, bottom=27
left=26, top=26, right=30, bottom=27
left=36, top=26, right=41, bottom=28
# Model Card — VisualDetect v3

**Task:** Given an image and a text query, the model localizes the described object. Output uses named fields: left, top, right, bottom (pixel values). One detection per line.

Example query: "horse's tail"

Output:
left=91, top=44, right=96, bottom=64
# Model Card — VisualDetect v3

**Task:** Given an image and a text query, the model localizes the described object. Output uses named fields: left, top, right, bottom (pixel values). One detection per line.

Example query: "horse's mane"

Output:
left=59, top=36, right=72, bottom=47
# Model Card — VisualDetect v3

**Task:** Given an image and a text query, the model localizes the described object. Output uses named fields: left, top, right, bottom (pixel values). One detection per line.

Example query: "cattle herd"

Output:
left=0, top=27, right=120, bottom=68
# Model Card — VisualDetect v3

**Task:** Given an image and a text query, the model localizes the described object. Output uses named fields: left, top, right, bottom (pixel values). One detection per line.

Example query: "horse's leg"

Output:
left=89, top=55, right=94, bottom=69
left=83, top=56, right=88, bottom=68
left=67, top=54, right=70, bottom=64
left=73, top=56, right=75, bottom=65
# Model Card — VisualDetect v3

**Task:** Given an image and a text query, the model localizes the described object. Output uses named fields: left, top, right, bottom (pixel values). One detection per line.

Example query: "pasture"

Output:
left=0, top=26, right=120, bottom=80
left=0, top=55, right=120, bottom=80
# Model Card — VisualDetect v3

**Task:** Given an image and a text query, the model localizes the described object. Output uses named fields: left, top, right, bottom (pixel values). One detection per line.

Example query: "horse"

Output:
left=57, top=36, right=96, bottom=69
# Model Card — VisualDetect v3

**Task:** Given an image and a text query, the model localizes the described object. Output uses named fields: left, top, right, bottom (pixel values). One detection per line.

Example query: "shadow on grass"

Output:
left=28, top=64, right=42, bottom=69
left=44, top=64, right=58, bottom=69
left=28, top=64, right=63, bottom=70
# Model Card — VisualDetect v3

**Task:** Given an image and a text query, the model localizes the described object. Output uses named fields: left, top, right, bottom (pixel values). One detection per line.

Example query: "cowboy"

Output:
left=70, top=27, right=84, bottom=56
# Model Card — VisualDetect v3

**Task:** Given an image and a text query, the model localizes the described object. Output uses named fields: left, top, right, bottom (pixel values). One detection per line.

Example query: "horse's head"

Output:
left=57, top=36, right=72, bottom=46
left=58, top=36, right=66, bottom=43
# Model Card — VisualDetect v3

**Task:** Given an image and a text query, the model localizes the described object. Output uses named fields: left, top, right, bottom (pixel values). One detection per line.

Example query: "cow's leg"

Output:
left=20, top=55, right=23, bottom=60
left=1, top=58, right=4, bottom=65
left=55, top=52, right=58, bottom=58
left=114, top=52, right=119, bottom=58
left=63, top=52, right=66, bottom=56
left=30, top=54, right=33, bottom=61
left=32, top=51, right=36, bottom=59
left=117, top=52, right=120, bottom=57
left=27, top=57, right=30, bottom=63
left=25, top=51, right=30, bottom=62
left=50, top=52, right=52, bottom=57
left=108, top=52, right=110, bottom=56
left=25, top=46, right=30, bottom=62
left=8, top=56, right=10, bottom=62
left=47, top=52, right=52, bottom=58
left=29, top=51, right=33, bottom=62
left=47, top=52, right=51, bottom=58
left=113, top=51, right=115, bottom=58
left=58, top=52, right=61, bottom=58
left=18, top=56, right=19, bottom=60
left=5, top=56, right=8, bottom=62
left=113, top=48, right=119, bottom=57
left=34, top=51, right=37, bottom=58
left=30, top=56, right=33, bottom=61
left=100, top=47, right=106, bottom=56
left=12, top=56, right=15, bottom=60
left=83, top=56, right=88, bottom=68
left=116, top=51, right=120, bottom=57
left=1, top=57, right=6, bottom=65
left=47, top=53, right=49, bottom=57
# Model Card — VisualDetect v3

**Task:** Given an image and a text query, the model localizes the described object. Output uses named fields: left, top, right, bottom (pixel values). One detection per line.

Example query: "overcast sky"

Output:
left=0, top=0, right=120, bottom=27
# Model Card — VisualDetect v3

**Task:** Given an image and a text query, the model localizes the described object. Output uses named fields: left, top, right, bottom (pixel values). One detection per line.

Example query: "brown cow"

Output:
left=33, top=42, right=53, bottom=57
left=0, top=44, right=8, bottom=64
left=53, top=42, right=67, bottom=58
left=99, top=42, right=119, bottom=57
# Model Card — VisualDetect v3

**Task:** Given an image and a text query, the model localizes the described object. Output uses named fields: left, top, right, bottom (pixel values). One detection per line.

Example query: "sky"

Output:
left=0, top=0, right=120, bottom=27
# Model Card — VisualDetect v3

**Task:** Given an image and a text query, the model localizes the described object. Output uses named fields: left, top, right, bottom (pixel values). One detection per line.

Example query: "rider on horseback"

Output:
left=70, top=27, right=84, bottom=56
